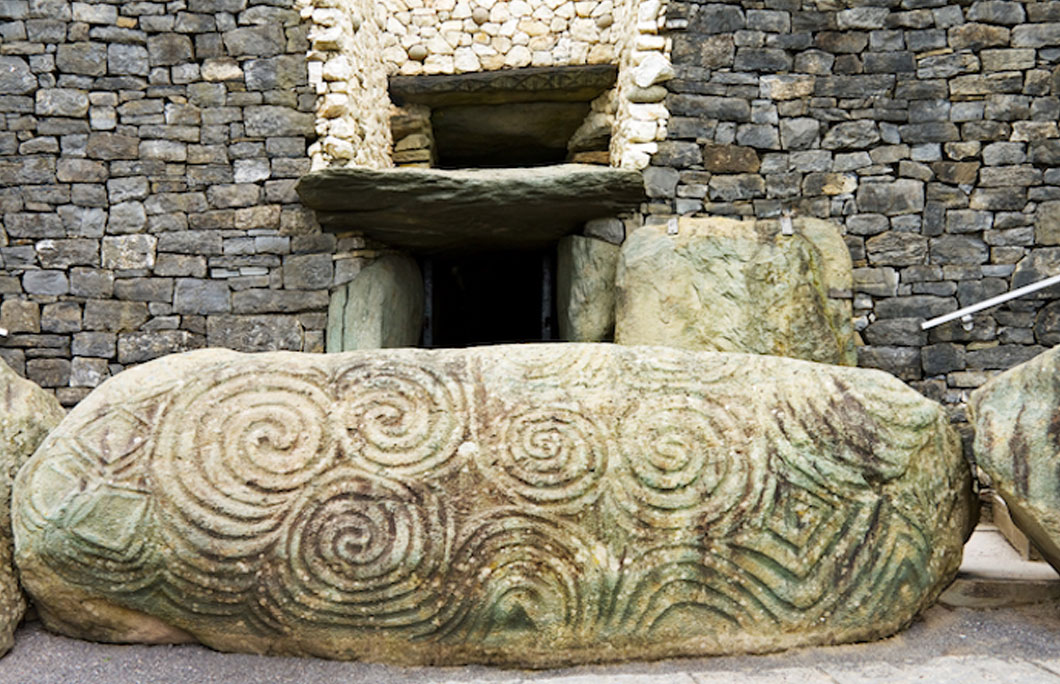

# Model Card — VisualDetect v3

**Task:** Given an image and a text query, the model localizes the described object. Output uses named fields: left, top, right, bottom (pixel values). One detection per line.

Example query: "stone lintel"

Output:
left=389, top=64, right=619, bottom=108
left=296, top=164, right=646, bottom=254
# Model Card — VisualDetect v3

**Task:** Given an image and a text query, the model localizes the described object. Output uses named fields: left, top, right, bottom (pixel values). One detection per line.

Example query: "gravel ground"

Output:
left=3, top=602, right=1060, bottom=683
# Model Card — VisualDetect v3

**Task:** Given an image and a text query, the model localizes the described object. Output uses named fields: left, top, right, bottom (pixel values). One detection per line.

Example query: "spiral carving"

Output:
left=477, top=407, right=607, bottom=512
left=613, top=398, right=757, bottom=531
left=334, top=361, right=467, bottom=475
left=433, top=510, right=609, bottom=643
left=501, top=343, right=611, bottom=384
left=266, top=467, right=451, bottom=632
left=151, top=371, right=339, bottom=558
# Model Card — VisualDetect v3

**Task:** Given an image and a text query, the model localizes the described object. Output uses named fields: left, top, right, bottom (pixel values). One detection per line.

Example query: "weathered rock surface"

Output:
left=970, top=346, right=1060, bottom=570
left=615, top=217, right=857, bottom=365
left=15, top=345, right=970, bottom=666
left=326, top=254, right=423, bottom=351
left=557, top=236, right=619, bottom=342
left=0, top=361, right=64, bottom=656
left=389, top=64, right=618, bottom=108
left=296, top=165, right=646, bottom=253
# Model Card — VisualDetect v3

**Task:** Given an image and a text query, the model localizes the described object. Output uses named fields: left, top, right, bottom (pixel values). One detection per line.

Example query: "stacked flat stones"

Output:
left=653, top=0, right=1060, bottom=417
left=0, top=0, right=362, bottom=407
left=14, top=345, right=972, bottom=666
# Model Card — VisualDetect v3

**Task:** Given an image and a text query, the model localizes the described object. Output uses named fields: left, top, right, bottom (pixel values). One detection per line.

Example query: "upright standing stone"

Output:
left=557, top=235, right=620, bottom=342
left=615, top=217, right=856, bottom=365
left=970, top=346, right=1060, bottom=569
left=326, top=254, right=423, bottom=351
left=0, top=362, right=64, bottom=656
left=15, top=345, right=971, bottom=666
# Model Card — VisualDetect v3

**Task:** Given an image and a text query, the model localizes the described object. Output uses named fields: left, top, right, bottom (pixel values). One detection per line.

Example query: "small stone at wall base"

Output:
left=557, top=235, right=619, bottom=342
left=327, top=253, right=423, bottom=352
left=615, top=216, right=856, bottom=366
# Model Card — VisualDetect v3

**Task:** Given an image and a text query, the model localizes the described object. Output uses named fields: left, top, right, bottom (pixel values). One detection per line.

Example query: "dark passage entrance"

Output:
left=423, top=249, right=556, bottom=348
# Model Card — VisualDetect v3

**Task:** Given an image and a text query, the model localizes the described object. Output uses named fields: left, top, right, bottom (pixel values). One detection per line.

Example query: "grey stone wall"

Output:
left=656, top=0, right=1060, bottom=424
left=3, top=0, right=1060, bottom=422
left=0, top=0, right=362, bottom=406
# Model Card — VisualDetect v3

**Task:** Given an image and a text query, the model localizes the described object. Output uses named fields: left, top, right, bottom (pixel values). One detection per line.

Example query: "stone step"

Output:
left=939, top=525, right=1060, bottom=609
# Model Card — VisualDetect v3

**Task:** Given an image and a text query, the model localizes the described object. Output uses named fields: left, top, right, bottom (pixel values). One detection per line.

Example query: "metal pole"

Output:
left=920, top=273, right=1060, bottom=330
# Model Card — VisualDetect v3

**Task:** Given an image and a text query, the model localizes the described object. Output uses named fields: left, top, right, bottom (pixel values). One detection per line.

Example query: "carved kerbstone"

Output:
left=0, top=361, right=64, bottom=656
left=14, top=345, right=972, bottom=667
left=970, top=346, right=1060, bottom=570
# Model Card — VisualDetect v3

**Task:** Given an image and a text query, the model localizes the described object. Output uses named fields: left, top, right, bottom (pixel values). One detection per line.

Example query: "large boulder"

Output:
left=970, top=346, right=1060, bottom=570
left=0, top=361, right=64, bottom=655
left=615, top=216, right=856, bottom=365
left=15, top=345, right=971, bottom=666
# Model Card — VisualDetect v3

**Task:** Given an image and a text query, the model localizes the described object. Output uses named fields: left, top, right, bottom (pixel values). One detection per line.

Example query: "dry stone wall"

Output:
left=0, top=0, right=369, bottom=406
left=2, top=0, right=1060, bottom=421
left=651, top=0, right=1060, bottom=425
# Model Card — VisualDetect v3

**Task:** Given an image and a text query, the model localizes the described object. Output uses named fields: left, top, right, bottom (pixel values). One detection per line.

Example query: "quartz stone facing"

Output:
left=0, top=0, right=365, bottom=406
left=653, top=0, right=1060, bottom=427
left=14, top=345, right=972, bottom=667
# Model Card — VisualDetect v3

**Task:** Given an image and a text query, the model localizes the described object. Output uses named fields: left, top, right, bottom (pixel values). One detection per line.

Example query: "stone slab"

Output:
left=556, top=235, right=619, bottom=342
left=326, top=253, right=424, bottom=351
left=389, top=65, right=617, bottom=108
left=970, top=346, right=1060, bottom=573
left=296, top=165, right=645, bottom=253
left=14, top=345, right=970, bottom=667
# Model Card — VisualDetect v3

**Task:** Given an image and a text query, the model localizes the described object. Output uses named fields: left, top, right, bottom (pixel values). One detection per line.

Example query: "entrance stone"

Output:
left=0, top=361, right=64, bottom=655
left=15, top=345, right=970, bottom=666
left=970, top=346, right=1060, bottom=570
left=615, top=216, right=856, bottom=365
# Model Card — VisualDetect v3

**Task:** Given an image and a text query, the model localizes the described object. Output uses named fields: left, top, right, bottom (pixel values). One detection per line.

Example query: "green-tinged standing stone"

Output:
left=0, top=361, right=64, bottom=656
left=326, top=254, right=424, bottom=351
left=15, top=345, right=971, bottom=667
left=615, top=216, right=856, bottom=365
left=557, top=235, right=620, bottom=342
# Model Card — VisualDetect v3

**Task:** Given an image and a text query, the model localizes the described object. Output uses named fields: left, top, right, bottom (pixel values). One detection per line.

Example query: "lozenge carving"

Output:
left=14, top=345, right=972, bottom=667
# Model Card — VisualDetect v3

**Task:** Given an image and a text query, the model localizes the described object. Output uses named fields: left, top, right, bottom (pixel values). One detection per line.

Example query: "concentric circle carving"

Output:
left=151, top=371, right=339, bottom=557
left=477, top=407, right=607, bottom=512
left=334, top=361, right=467, bottom=475
left=614, top=397, right=755, bottom=531
left=268, top=467, right=452, bottom=632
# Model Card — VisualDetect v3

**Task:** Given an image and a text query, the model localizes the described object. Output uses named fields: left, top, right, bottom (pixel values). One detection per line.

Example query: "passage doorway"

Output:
left=423, top=249, right=557, bottom=348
